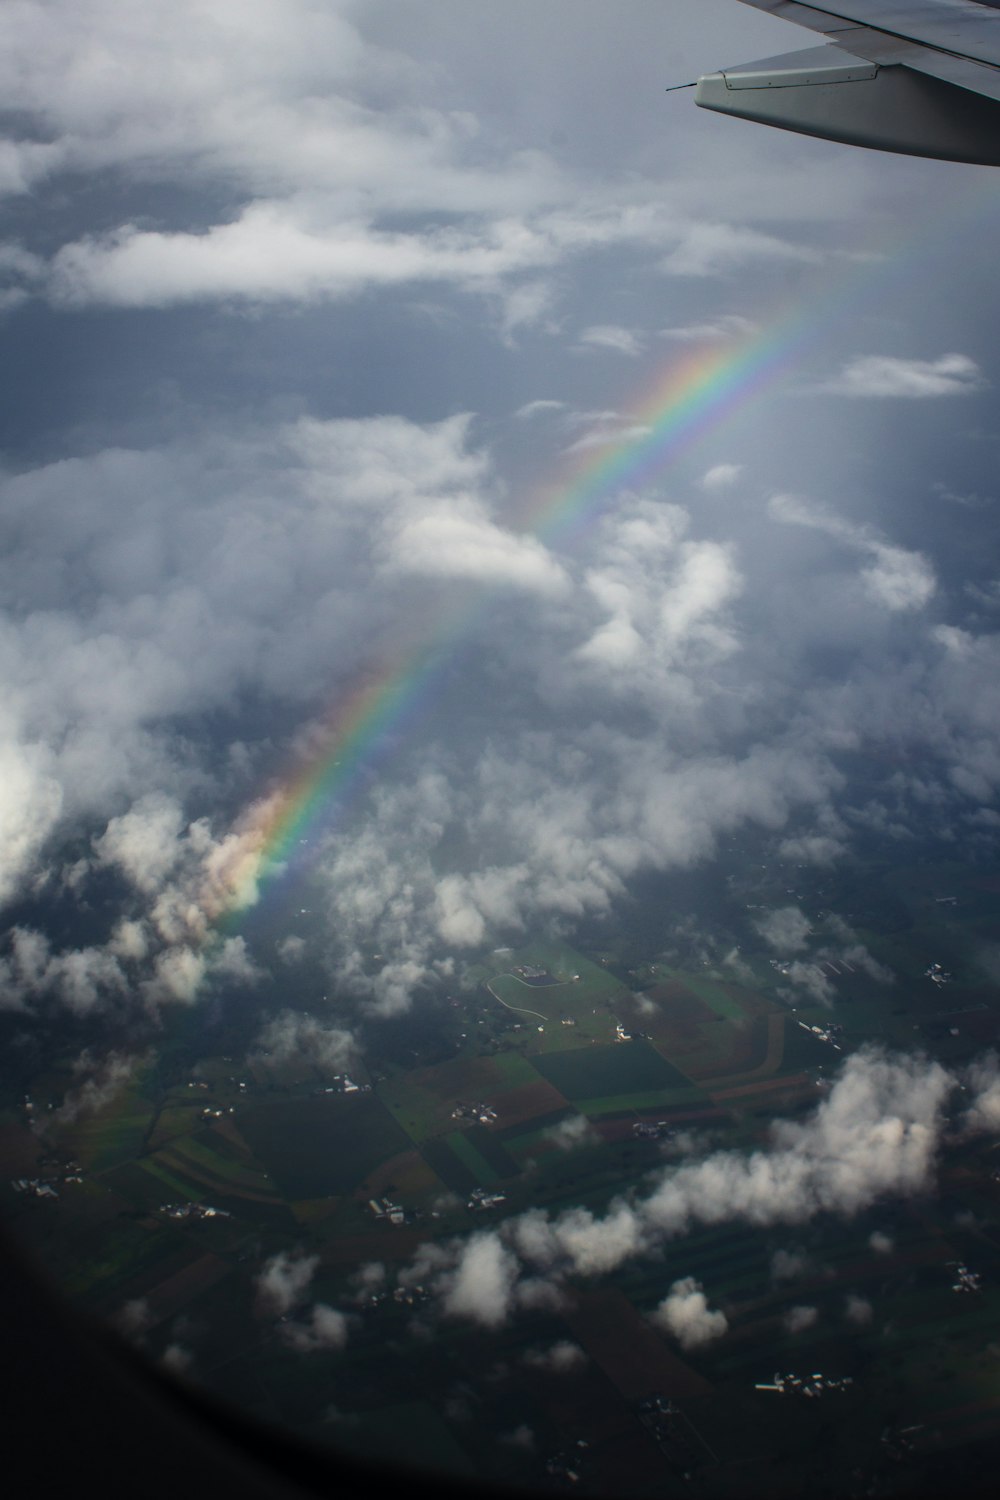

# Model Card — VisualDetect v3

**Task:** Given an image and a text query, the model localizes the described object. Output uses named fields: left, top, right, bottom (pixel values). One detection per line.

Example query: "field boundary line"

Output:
left=485, top=977, right=548, bottom=1021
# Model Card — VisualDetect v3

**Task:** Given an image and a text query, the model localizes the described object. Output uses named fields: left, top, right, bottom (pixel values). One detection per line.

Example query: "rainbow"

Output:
left=219, top=320, right=799, bottom=917
left=527, top=332, right=802, bottom=546
left=218, top=170, right=1000, bottom=920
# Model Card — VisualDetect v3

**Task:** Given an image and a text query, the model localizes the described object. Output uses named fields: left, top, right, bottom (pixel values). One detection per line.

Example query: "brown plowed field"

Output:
left=363, top=1148, right=442, bottom=1199
left=406, top=1055, right=508, bottom=1100
left=692, top=1014, right=785, bottom=1090
left=485, top=1078, right=568, bottom=1130
left=563, top=1286, right=712, bottom=1400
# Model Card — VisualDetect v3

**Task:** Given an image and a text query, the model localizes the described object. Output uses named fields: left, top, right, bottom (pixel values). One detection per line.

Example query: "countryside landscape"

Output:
left=4, top=835, right=1000, bottom=1497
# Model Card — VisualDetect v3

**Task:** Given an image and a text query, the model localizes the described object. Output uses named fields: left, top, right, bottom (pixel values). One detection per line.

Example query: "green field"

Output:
left=238, top=1093, right=409, bottom=1198
left=481, top=939, right=625, bottom=1022
left=54, top=1088, right=157, bottom=1172
left=573, top=1086, right=709, bottom=1116
left=152, top=1129, right=276, bottom=1194
left=533, top=1040, right=690, bottom=1102
left=377, top=1051, right=542, bottom=1143
left=420, top=1136, right=480, bottom=1194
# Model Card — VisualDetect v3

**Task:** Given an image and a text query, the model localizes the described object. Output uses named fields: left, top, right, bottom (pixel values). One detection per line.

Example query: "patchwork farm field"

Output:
left=377, top=1050, right=544, bottom=1141
left=9, top=847, right=1000, bottom=1500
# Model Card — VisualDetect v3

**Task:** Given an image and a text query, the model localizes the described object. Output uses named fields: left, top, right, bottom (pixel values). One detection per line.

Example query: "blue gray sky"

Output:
left=1, top=0, right=1000, bottom=1024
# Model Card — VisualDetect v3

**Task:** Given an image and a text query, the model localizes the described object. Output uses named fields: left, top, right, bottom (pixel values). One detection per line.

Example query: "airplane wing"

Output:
left=695, top=1, right=1000, bottom=164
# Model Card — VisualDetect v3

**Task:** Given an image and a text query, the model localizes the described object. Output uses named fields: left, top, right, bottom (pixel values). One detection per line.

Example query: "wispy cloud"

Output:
left=815, top=353, right=985, bottom=399
left=660, top=314, right=758, bottom=342
left=768, top=493, right=936, bottom=611
left=514, top=399, right=566, bottom=420
left=699, top=462, right=743, bottom=492
left=575, top=323, right=644, bottom=357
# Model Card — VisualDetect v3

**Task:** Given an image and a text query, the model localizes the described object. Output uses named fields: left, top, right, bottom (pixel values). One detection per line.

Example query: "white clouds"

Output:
left=522, top=1340, right=586, bottom=1373
left=699, top=463, right=743, bottom=492
left=94, top=793, right=185, bottom=894
left=254, top=1247, right=349, bottom=1351
left=659, top=222, right=821, bottom=277
left=756, top=906, right=811, bottom=953
left=161, top=1343, right=195, bottom=1375
left=514, top=399, right=566, bottom=421
left=962, top=1052, right=1000, bottom=1134
left=817, top=353, right=985, bottom=399
left=543, top=1115, right=597, bottom=1152
left=0, top=0, right=851, bottom=322
left=255, top=1250, right=318, bottom=1318
left=783, top=1304, right=819, bottom=1335
left=52, top=1049, right=145, bottom=1125
left=844, top=1293, right=873, bottom=1326
left=251, top=1010, right=357, bottom=1077
left=0, top=930, right=131, bottom=1018
left=770, top=1248, right=809, bottom=1283
left=562, top=423, right=653, bottom=455
left=651, top=1277, right=728, bottom=1349
left=281, top=1304, right=350, bottom=1353
left=114, top=1298, right=153, bottom=1340
left=0, top=1, right=554, bottom=216
left=498, top=1425, right=535, bottom=1451
left=0, top=734, right=62, bottom=907
left=440, top=1232, right=521, bottom=1329
left=777, top=833, right=845, bottom=866
left=660, top=314, right=758, bottom=342
left=768, top=493, right=936, bottom=613
left=395, top=1047, right=972, bottom=1332
left=860, top=544, right=937, bottom=613
left=382, top=505, right=568, bottom=596
left=783, top=961, right=834, bottom=1006
left=574, top=497, right=741, bottom=691
left=276, top=935, right=307, bottom=965
left=41, top=197, right=822, bottom=314
left=576, top=324, right=644, bottom=357
left=49, top=205, right=561, bottom=311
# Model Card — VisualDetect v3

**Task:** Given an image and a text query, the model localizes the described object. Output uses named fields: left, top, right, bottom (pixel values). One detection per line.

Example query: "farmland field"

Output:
left=533, top=1040, right=690, bottom=1101
left=9, top=843, right=1000, bottom=1500
left=238, top=1093, right=410, bottom=1198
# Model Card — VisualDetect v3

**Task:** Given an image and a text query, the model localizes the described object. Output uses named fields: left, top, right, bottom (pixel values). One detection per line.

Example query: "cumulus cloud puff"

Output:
left=543, top=1114, right=597, bottom=1152
left=699, top=463, right=743, bottom=492
left=756, top=906, right=812, bottom=953
left=961, top=1052, right=1000, bottom=1134
left=522, top=1340, right=586, bottom=1373
left=844, top=1293, right=873, bottom=1326
left=255, top=1250, right=319, bottom=1318
left=281, top=1304, right=350, bottom=1353
left=651, top=1277, right=728, bottom=1349
left=783, top=1304, right=819, bottom=1334
left=251, top=1010, right=357, bottom=1077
